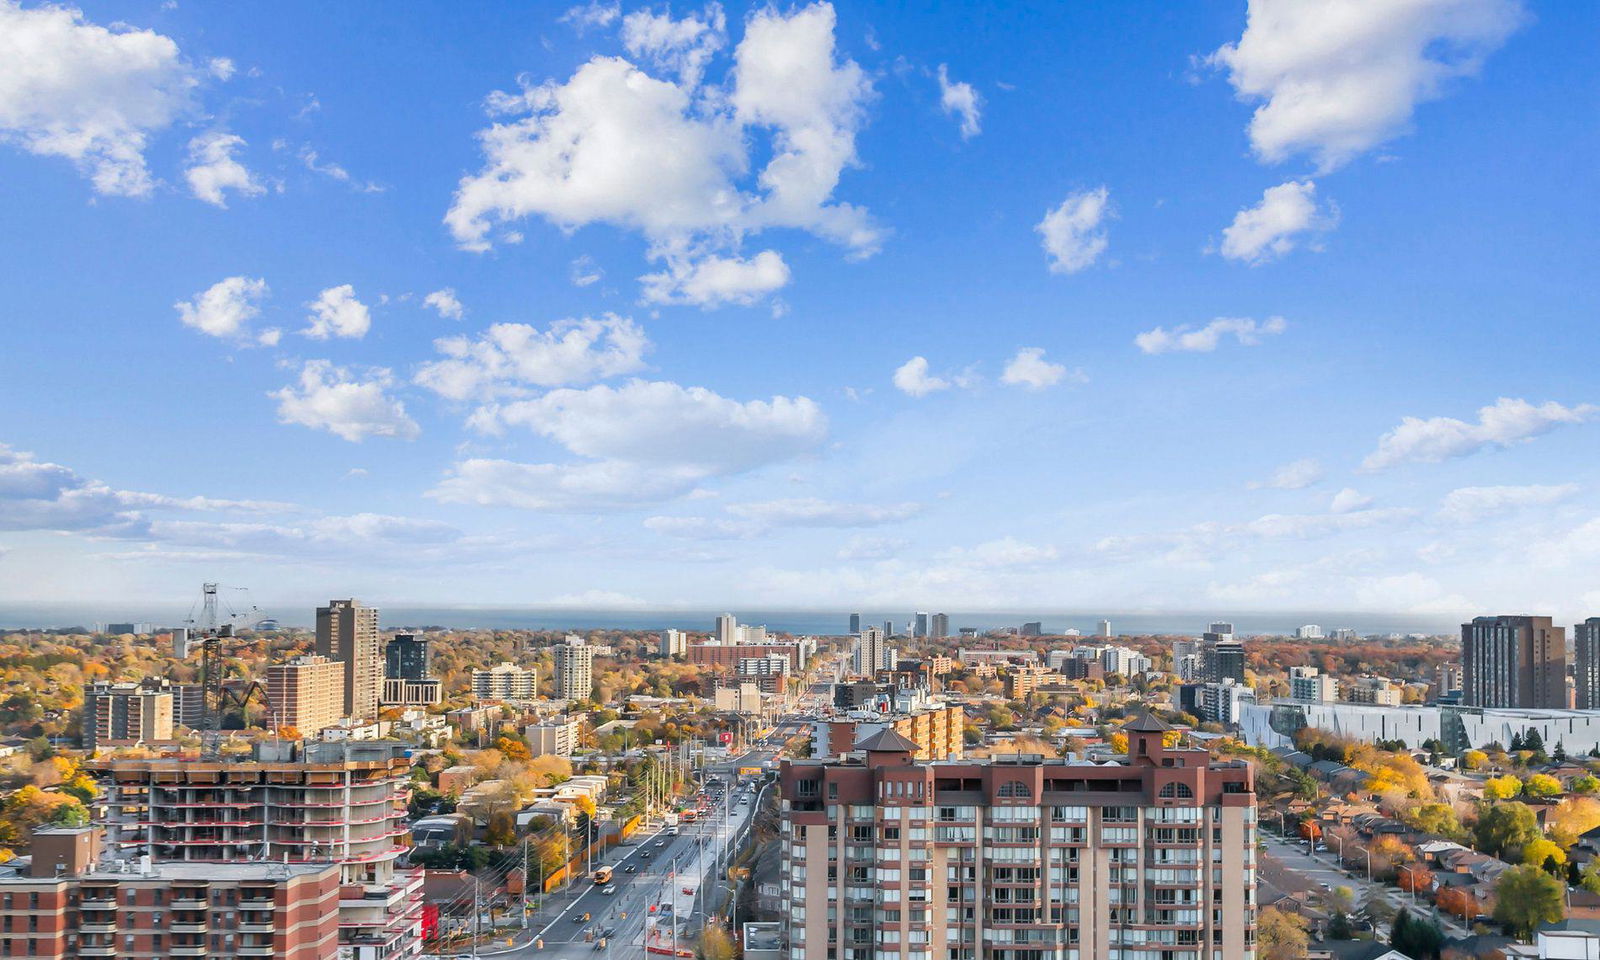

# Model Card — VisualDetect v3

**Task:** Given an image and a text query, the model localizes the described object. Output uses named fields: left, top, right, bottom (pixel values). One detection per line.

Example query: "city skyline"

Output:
left=2, top=1, right=1599, bottom=620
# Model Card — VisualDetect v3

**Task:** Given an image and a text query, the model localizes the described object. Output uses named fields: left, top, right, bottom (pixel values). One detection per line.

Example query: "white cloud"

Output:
left=639, top=250, right=790, bottom=307
left=1218, top=180, right=1335, bottom=264
left=446, top=3, right=878, bottom=303
left=299, top=147, right=383, bottom=193
left=1208, top=0, right=1524, bottom=171
left=643, top=514, right=763, bottom=540
left=1243, top=506, right=1416, bottom=540
left=727, top=498, right=922, bottom=527
left=0, top=1, right=197, bottom=196
left=570, top=256, right=604, bottom=287
left=936, top=536, right=1059, bottom=569
left=207, top=57, right=235, bottom=81
left=561, top=0, right=620, bottom=32
left=175, top=276, right=271, bottom=343
left=442, top=379, right=827, bottom=511
left=1248, top=457, right=1323, bottom=490
left=271, top=360, right=420, bottom=443
left=1329, top=487, right=1372, bottom=513
left=1001, top=347, right=1077, bottom=390
left=1362, top=397, right=1599, bottom=471
left=542, top=589, right=650, bottom=609
left=937, top=64, right=981, bottom=139
left=423, top=288, right=465, bottom=320
left=837, top=535, right=907, bottom=561
left=183, top=130, right=263, bottom=208
left=415, top=314, right=649, bottom=402
left=621, top=3, right=726, bottom=87
left=1036, top=186, right=1112, bottom=274
left=1436, top=483, right=1579, bottom=523
left=302, top=284, right=372, bottom=340
left=1135, top=316, right=1286, bottom=354
left=892, top=356, right=954, bottom=398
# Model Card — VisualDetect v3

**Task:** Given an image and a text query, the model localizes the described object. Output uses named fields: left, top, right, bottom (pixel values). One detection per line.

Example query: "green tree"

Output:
left=1493, top=864, right=1564, bottom=940
left=1474, top=802, right=1541, bottom=859
left=1571, top=774, right=1600, bottom=796
left=1406, top=803, right=1468, bottom=843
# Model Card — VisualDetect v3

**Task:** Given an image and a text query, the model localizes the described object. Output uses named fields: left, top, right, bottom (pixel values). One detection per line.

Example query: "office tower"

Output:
left=780, top=713, right=1258, bottom=960
left=848, top=613, right=862, bottom=635
left=82, top=682, right=173, bottom=750
left=852, top=627, right=891, bottom=676
left=91, top=741, right=422, bottom=957
left=315, top=599, right=382, bottom=724
left=266, top=655, right=346, bottom=733
left=1289, top=665, right=1338, bottom=703
left=1295, top=624, right=1324, bottom=640
left=1462, top=615, right=1566, bottom=709
left=1575, top=619, right=1600, bottom=709
left=0, top=828, right=340, bottom=960
left=716, top=613, right=739, bottom=645
left=660, top=628, right=689, bottom=658
left=930, top=612, right=949, bottom=640
left=555, top=642, right=595, bottom=701
left=1096, top=618, right=1113, bottom=638
left=384, top=634, right=431, bottom=680
left=1019, top=621, right=1043, bottom=637
left=1202, top=638, right=1246, bottom=684
left=883, top=620, right=894, bottom=639
left=914, top=612, right=930, bottom=638
left=472, top=661, right=538, bottom=701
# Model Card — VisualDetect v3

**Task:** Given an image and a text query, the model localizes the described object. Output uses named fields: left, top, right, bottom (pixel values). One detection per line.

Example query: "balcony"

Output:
left=171, top=895, right=208, bottom=908
left=170, top=945, right=207, bottom=957
left=238, top=944, right=277, bottom=956
left=78, top=945, right=116, bottom=957
left=170, top=921, right=208, bottom=934
left=80, top=921, right=117, bottom=934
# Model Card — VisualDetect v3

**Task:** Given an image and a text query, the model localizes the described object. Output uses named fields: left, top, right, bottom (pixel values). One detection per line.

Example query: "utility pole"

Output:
left=521, top=835, right=531, bottom=926
left=472, top=875, right=481, bottom=960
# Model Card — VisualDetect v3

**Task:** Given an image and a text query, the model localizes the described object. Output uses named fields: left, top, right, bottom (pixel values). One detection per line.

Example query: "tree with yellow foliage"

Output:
left=1484, top=775, right=1524, bottom=800
left=1108, top=732, right=1128, bottom=754
left=1461, top=749, right=1487, bottom=771
left=1524, top=773, right=1562, bottom=799
left=1523, top=837, right=1566, bottom=873
left=1545, top=797, right=1600, bottom=849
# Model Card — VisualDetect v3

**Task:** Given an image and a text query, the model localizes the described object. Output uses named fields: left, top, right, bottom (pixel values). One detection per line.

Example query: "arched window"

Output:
left=1158, top=781, right=1194, bottom=799
left=998, top=780, right=1031, bottom=799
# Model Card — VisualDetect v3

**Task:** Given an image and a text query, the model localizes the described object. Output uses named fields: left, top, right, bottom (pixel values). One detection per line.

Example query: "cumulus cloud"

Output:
left=639, top=250, right=790, bottom=307
left=621, top=3, right=726, bottom=87
left=1248, top=457, right=1323, bottom=490
left=0, top=1, right=197, bottom=196
left=936, top=536, right=1059, bottom=569
left=415, top=314, right=649, bottom=402
left=1000, top=347, right=1078, bottom=390
left=937, top=64, right=981, bottom=139
left=561, top=0, right=620, bottom=32
left=175, top=276, right=271, bottom=343
left=271, top=360, right=420, bottom=443
left=302, top=284, right=372, bottom=340
left=183, top=131, right=263, bottom=208
left=435, top=379, right=827, bottom=510
left=1436, top=483, right=1579, bottom=523
left=1208, top=0, right=1524, bottom=171
left=643, top=514, right=763, bottom=540
left=1218, top=180, right=1336, bottom=264
left=423, top=288, right=464, bottom=320
left=1362, top=397, right=1598, bottom=471
left=893, top=356, right=952, bottom=397
left=1036, top=186, right=1112, bottom=274
left=1329, top=487, right=1373, bottom=513
left=445, top=3, right=877, bottom=304
left=727, top=498, right=922, bottom=527
left=1135, top=316, right=1286, bottom=354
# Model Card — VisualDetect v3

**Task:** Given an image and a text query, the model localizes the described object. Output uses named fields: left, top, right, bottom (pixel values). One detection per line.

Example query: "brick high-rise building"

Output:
left=315, top=599, right=382, bottom=724
left=82, top=682, right=173, bottom=750
left=90, top=740, right=422, bottom=960
left=265, top=655, right=346, bottom=734
left=780, top=713, right=1258, bottom=960
left=0, top=827, right=340, bottom=960
left=1462, top=615, right=1567, bottom=709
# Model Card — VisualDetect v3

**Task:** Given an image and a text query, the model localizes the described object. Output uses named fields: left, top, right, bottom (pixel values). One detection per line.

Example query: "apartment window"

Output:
left=26, top=895, right=36, bottom=910
left=1157, top=782, right=1194, bottom=799
left=154, top=889, right=164, bottom=905
left=997, top=780, right=1031, bottom=799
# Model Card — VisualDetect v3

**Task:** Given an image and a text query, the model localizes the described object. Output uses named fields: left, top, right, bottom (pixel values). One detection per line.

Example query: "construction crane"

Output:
left=181, top=582, right=273, bottom=760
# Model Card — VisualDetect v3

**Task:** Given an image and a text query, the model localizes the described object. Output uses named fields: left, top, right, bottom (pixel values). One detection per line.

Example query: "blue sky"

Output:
left=2, top=0, right=1598, bottom=619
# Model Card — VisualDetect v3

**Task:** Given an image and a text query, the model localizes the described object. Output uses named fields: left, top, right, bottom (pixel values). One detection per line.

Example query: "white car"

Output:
left=603, top=885, right=618, bottom=896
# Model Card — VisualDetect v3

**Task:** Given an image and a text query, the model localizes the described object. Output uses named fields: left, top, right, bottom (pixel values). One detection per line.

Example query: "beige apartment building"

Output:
left=82, top=682, right=173, bottom=750
left=780, top=714, right=1259, bottom=960
left=265, top=655, right=346, bottom=734
left=316, top=598, right=383, bottom=723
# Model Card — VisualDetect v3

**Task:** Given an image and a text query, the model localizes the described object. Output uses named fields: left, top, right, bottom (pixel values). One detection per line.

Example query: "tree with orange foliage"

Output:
left=1397, top=862, right=1434, bottom=894
left=1435, top=885, right=1481, bottom=923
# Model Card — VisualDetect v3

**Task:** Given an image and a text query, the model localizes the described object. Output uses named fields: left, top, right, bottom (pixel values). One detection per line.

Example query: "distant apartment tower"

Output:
left=385, top=634, right=431, bottom=680
left=1208, top=621, right=1235, bottom=636
left=1295, top=624, right=1324, bottom=640
left=780, top=713, right=1258, bottom=960
left=660, top=628, right=688, bottom=658
left=914, top=612, right=930, bottom=638
left=1462, top=615, right=1566, bottom=709
left=82, top=682, right=173, bottom=750
left=1343, top=675, right=1402, bottom=706
left=1203, top=637, right=1247, bottom=684
left=1577, top=619, right=1600, bottom=709
left=472, top=661, right=538, bottom=702
left=526, top=715, right=582, bottom=757
left=1289, top=665, right=1338, bottom=703
left=848, top=613, right=862, bottom=635
left=315, top=599, right=382, bottom=724
left=852, top=627, right=894, bottom=676
left=929, top=612, right=949, bottom=640
left=1436, top=661, right=1464, bottom=698
left=1019, top=620, right=1043, bottom=637
left=555, top=643, right=594, bottom=701
left=1096, top=618, right=1113, bottom=638
left=716, top=613, right=739, bottom=645
left=265, top=655, right=346, bottom=733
